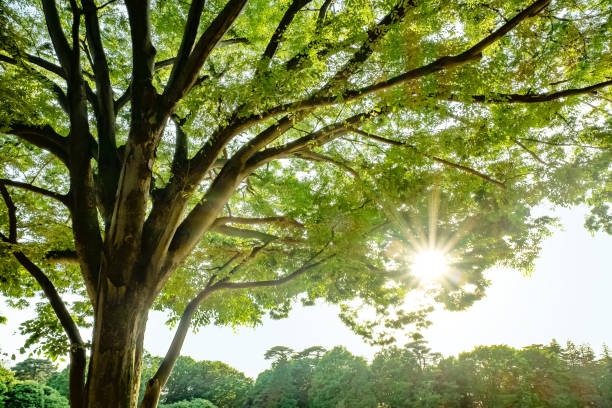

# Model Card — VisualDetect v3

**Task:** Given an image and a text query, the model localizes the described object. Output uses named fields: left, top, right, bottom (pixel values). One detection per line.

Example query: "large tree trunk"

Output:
left=85, top=279, right=153, bottom=408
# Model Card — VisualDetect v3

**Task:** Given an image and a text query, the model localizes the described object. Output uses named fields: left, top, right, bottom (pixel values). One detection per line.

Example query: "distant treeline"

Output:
left=1, top=340, right=611, bottom=407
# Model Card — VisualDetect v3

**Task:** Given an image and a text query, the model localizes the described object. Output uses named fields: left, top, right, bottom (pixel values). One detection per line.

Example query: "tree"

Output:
left=0, top=0, right=610, bottom=407
left=249, top=346, right=323, bottom=408
left=308, top=347, right=377, bottom=408
left=0, top=363, right=16, bottom=397
left=248, top=365, right=302, bottom=408
left=597, top=346, right=612, bottom=407
left=12, top=359, right=57, bottom=383
left=2, top=381, right=69, bottom=408
left=371, top=341, right=442, bottom=408
left=47, top=366, right=70, bottom=399
left=160, top=357, right=252, bottom=408
left=158, top=399, right=218, bottom=408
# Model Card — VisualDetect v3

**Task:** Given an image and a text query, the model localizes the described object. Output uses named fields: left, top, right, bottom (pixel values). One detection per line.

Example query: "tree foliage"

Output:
left=4, top=342, right=612, bottom=408
left=158, top=399, right=218, bottom=408
left=11, top=359, right=57, bottom=383
left=159, top=356, right=252, bottom=408
left=2, top=381, right=69, bottom=408
left=249, top=341, right=612, bottom=408
left=0, top=0, right=610, bottom=406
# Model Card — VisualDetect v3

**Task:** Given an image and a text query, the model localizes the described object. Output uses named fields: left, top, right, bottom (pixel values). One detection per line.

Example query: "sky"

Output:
left=143, top=205, right=612, bottom=377
left=1, top=205, right=611, bottom=379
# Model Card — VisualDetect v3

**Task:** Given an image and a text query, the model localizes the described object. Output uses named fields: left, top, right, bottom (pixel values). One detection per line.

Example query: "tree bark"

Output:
left=85, top=279, right=153, bottom=408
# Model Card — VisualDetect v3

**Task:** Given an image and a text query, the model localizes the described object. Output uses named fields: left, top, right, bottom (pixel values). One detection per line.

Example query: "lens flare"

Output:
left=411, top=249, right=449, bottom=280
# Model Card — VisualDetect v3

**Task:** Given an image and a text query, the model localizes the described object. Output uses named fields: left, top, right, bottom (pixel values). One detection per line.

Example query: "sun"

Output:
left=411, top=249, right=449, bottom=280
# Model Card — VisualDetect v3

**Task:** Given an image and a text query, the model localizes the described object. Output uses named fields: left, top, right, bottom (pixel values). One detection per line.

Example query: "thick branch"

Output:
left=118, top=38, right=249, bottom=114
left=82, top=0, right=118, bottom=155
left=254, top=0, right=552, bottom=123
left=124, top=0, right=157, bottom=117
left=319, top=0, right=414, bottom=94
left=215, top=254, right=332, bottom=290
left=45, top=249, right=80, bottom=265
left=0, top=185, right=16, bottom=242
left=1, top=123, right=68, bottom=164
left=171, top=116, right=189, bottom=174
left=316, top=0, right=334, bottom=29
left=60, top=2, right=102, bottom=305
left=0, top=186, right=86, bottom=408
left=0, top=179, right=70, bottom=206
left=260, top=0, right=313, bottom=67
left=0, top=53, right=65, bottom=78
left=454, top=79, right=612, bottom=104
left=165, top=113, right=306, bottom=264
left=164, top=0, right=248, bottom=104
left=140, top=251, right=331, bottom=408
left=165, top=0, right=206, bottom=98
left=41, top=0, right=74, bottom=75
left=246, top=109, right=382, bottom=171
left=114, top=83, right=131, bottom=113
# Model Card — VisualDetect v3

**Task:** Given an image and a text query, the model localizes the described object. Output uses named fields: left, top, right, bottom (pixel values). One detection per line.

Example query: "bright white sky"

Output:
left=1, top=206, right=611, bottom=378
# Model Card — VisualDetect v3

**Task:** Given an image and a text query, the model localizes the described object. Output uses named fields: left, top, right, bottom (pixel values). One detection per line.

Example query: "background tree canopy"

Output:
left=3, top=341, right=609, bottom=408
left=0, top=0, right=610, bottom=406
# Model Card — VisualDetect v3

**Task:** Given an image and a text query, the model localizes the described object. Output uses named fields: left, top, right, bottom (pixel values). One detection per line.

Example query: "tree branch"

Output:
left=513, top=139, right=549, bottom=165
left=518, top=137, right=609, bottom=150
left=82, top=0, right=118, bottom=154
left=316, top=0, right=334, bottom=30
left=215, top=253, right=333, bottom=290
left=319, top=0, right=414, bottom=94
left=0, top=53, right=69, bottom=111
left=0, top=179, right=70, bottom=206
left=165, top=0, right=207, bottom=100
left=1, top=123, right=68, bottom=164
left=118, top=38, right=249, bottom=115
left=452, top=79, right=612, bottom=104
left=253, top=0, right=552, bottom=124
left=260, top=0, right=313, bottom=69
left=0, top=185, right=86, bottom=408
left=40, top=0, right=74, bottom=76
left=0, top=52, right=65, bottom=78
left=349, top=128, right=506, bottom=189
left=140, top=249, right=332, bottom=408
left=45, top=249, right=80, bottom=265
left=163, top=0, right=248, bottom=105
left=124, top=0, right=157, bottom=118
left=171, top=115, right=189, bottom=174
left=0, top=184, right=17, bottom=242
left=214, top=216, right=304, bottom=228
left=209, top=224, right=278, bottom=242
left=154, top=38, right=251, bottom=72
left=139, top=276, right=219, bottom=408
left=294, top=150, right=360, bottom=179
left=246, top=109, right=382, bottom=172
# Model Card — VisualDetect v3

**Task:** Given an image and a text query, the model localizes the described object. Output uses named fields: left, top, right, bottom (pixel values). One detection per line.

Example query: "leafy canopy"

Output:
left=0, top=0, right=610, bottom=360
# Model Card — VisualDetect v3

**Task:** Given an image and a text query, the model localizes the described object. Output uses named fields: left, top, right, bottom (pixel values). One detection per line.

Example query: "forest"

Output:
left=1, top=339, right=611, bottom=408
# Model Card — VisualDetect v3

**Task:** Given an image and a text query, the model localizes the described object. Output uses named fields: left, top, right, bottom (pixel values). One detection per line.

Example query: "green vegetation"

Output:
left=1, top=341, right=611, bottom=407
left=0, top=0, right=610, bottom=406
